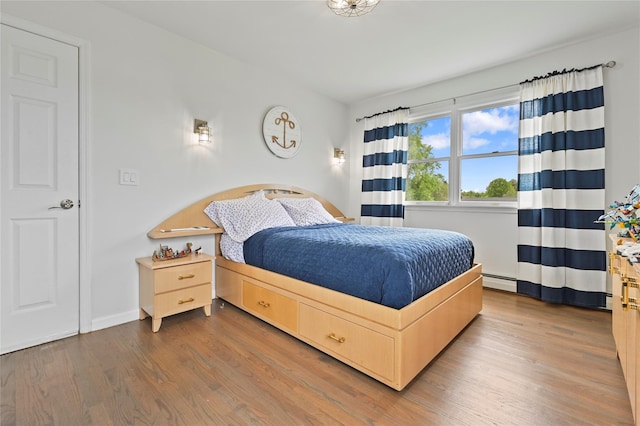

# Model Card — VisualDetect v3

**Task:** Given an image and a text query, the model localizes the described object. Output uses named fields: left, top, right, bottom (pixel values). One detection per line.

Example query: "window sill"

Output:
left=404, top=203, right=516, bottom=214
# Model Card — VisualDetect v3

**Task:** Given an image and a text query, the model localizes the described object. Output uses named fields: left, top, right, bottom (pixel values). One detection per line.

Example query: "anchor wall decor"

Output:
left=262, top=106, right=302, bottom=158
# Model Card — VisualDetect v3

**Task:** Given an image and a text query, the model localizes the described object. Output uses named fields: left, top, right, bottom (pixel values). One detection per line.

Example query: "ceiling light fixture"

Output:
left=327, top=0, right=380, bottom=17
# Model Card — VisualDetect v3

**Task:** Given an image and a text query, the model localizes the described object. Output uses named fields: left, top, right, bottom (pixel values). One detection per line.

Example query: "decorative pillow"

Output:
left=276, top=197, right=340, bottom=226
left=203, top=190, right=295, bottom=243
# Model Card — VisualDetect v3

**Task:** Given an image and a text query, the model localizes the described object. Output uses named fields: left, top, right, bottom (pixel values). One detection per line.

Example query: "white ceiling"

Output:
left=103, top=0, right=639, bottom=104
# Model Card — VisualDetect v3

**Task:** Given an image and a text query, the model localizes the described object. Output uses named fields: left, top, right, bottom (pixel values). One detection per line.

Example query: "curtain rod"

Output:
left=355, top=60, right=616, bottom=123
left=520, top=60, right=616, bottom=84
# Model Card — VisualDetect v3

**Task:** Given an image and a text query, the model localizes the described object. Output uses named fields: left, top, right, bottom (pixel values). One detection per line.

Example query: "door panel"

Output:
left=1, top=24, right=80, bottom=354
left=14, top=96, right=57, bottom=187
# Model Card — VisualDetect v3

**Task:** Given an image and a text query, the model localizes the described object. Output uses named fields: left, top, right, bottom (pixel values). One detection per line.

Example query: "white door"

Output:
left=1, top=24, right=80, bottom=354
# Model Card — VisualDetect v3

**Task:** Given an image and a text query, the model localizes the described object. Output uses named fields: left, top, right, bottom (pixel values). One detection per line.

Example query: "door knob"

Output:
left=48, top=199, right=74, bottom=210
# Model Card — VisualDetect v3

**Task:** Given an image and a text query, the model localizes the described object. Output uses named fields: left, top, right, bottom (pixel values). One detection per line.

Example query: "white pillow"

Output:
left=204, top=190, right=264, bottom=228
left=220, top=233, right=246, bottom=263
left=204, top=191, right=295, bottom=243
left=203, top=191, right=263, bottom=227
left=276, top=197, right=340, bottom=226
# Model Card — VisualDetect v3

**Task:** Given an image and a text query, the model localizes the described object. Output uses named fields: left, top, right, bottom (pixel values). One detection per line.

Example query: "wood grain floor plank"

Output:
left=0, top=289, right=634, bottom=425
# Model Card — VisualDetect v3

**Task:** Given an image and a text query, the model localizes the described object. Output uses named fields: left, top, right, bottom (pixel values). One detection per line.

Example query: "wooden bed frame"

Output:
left=148, top=184, right=483, bottom=391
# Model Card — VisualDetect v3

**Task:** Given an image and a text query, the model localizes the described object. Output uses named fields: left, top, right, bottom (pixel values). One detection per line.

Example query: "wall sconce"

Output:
left=194, top=119, right=211, bottom=144
left=334, top=148, right=346, bottom=164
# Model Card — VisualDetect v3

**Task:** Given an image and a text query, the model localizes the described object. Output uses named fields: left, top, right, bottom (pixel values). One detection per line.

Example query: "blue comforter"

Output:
left=243, top=223, right=474, bottom=309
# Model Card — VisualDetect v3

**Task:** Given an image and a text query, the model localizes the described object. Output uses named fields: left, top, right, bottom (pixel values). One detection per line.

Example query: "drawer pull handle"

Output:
left=327, top=333, right=346, bottom=343
left=178, top=274, right=195, bottom=280
left=608, top=252, right=616, bottom=275
left=622, top=276, right=640, bottom=310
left=258, top=300, right=270, bottom=308
left=178, top=297, right=195, bottom=304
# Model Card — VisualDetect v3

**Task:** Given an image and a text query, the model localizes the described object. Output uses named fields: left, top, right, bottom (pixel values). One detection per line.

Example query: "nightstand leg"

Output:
left=203, top=304, right=211, bottom=317
left=152, top=317, right=162, bottom=332
left=139, top=309, right=148, bottom=320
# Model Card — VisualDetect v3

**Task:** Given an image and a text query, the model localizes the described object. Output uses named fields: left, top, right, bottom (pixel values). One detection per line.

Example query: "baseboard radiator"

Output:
left=482, top=273, right=517, bottom=293
left=482, top=272, right=613, bottom=309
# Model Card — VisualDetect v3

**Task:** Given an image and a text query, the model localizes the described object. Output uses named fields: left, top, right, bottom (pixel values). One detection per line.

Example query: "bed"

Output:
left=148, top=184, right=483, bottom=391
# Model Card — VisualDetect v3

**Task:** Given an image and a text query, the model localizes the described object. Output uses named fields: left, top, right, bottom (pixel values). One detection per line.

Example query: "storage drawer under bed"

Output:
left=242, top=281, right=298, bottom=333
left=299, top=302, right=395, bottom=381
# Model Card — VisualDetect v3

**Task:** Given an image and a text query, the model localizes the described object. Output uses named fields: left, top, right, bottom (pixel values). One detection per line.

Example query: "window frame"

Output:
left=406, top=87, right=519, bottom=209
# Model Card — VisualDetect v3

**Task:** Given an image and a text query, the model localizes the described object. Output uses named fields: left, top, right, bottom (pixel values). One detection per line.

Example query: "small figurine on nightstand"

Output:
left=152, top=242, right=196, bottom=262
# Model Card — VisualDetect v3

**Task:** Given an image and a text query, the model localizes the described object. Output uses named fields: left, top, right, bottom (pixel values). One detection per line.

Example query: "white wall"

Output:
left=1, top=1, right=351, bottom=330
left=348, top=27, right=640, bottom=289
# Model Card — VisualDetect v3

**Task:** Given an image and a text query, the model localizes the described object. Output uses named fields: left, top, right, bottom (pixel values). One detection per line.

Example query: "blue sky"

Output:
left=416, top=105, right=519, bottom=192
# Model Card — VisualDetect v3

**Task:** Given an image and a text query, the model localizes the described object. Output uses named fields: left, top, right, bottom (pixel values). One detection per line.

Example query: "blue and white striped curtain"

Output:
left=517, top=66, right=606, bottom=309
left=361, top=108, right=409, bottom=227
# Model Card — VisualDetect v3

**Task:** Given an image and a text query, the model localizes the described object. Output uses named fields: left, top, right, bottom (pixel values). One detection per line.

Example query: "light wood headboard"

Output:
left=147, top=183, right=348, bottom=240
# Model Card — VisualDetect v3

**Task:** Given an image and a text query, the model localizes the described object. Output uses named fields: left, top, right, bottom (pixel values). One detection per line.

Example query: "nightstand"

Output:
left=136, top=253, right=215, bottom=332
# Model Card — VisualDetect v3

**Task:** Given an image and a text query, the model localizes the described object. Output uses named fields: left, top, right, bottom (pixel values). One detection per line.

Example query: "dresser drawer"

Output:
left=299, top=303, right=395, bottom=381
left=242, top=281, right=297, bottom=332
left=155, top=283, right=212, bottom=318
left=154, top=261, right=212, bottom=294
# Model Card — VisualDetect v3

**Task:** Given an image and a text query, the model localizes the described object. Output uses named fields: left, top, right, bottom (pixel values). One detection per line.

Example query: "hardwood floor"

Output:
left=1, top=289, right=634, bottom=425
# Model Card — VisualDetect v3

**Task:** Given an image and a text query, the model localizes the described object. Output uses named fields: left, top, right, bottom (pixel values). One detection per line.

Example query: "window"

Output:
left=406, top=90, right=519, bottom=207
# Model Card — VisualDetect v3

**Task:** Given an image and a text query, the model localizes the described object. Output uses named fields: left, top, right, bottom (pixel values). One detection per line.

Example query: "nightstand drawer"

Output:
left=242, top=281, right=297, bottom=332
left=154, top=261, right=212, bottom=294
left=299, top=303, right=394, bottom=381
left=155, top=283, right=211, bottom=318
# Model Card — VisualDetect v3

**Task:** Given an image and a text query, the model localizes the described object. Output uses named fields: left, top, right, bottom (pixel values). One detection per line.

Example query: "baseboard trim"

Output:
left=90, top=309, right=139, bottom=333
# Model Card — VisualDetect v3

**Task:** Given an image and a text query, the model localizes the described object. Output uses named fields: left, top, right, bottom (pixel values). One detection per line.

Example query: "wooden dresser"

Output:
left=137, top=253, right=215, bottom=332
left=609, top=236, right=639, bottom=425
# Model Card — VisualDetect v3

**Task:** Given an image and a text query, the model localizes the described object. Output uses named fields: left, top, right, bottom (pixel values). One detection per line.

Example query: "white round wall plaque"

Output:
left=262, top=106, right=302, bottom=158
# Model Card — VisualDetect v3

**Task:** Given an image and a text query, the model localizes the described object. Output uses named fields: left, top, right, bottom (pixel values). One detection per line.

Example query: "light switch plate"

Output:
left=119, top=169, right=139, bottom=186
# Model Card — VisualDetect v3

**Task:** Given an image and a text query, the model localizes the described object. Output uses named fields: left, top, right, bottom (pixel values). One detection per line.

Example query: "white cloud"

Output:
left=464, top=137, right=490, bottom=150
left=463, top=107, right=518, bottom=136
left=423, top=133, right=450, bottom=149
